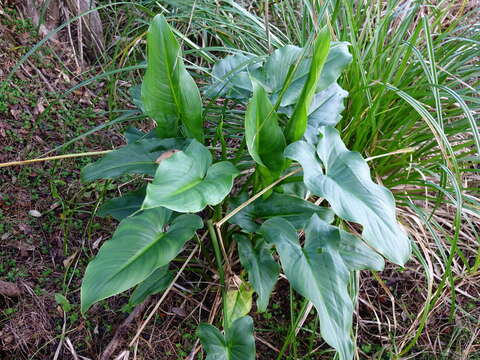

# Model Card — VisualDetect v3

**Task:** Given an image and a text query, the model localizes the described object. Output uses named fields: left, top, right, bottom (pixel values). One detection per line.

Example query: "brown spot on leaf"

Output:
left=155, top=149, right=180, bottom=164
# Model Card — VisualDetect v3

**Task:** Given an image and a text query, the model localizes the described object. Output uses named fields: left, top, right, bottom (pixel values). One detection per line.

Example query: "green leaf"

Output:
left=303, top=83, right=349, bottom=143
left=129, top=266, right=173, bottom=306
left=209, top=42, right=351, bottom=108
left=81, top=207, right=202, bottom=314
left=141, top=14, right=203, bottom=141
left=245, top=78, right=286, bottom=176
left=261, top=45, right=307, bottom=97
left=285, top=126, right=411, bottom=265
left=54, top=294, right=72, bottom=312
left=339, top=232, right=384, bottom=271
left=316, top=42, right=352, bottom=92
left=98, top=186, right=146, bottom=221
left=235, top=234, right=279, bottom=312
left=142, top=139, right=239, bottom=213
left=123, top=127, right=158, bottom=144
left=261, top=216, right=354, bottom=360
left=124, top=126, right=145, bottom=143
left=286, top=28, right=331, bottom=143
left=197, top=316, right=256, bottom=360
left=129, top=85, right=144, bottom=113
left=270, top=42, right=352, bottom=108
left=229, top=192, right=334, bottom=233
left=225, top=281, right=253, bottom=328
left=205, top=53, right=259, bottom=99
left=80, top=138, right=186, bottom=183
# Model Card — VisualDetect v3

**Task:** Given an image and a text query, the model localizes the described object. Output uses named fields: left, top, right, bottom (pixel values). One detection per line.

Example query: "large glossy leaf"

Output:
left=129, top=265, right=173, bottom=306
left=81, top=208, right=202, bottom=314
left=235, top=234, right=279, bottom=312
left=308, top=83, right=348, bottom=131
left=296, top=82, right=349, bottom=144
left=142, top=139, right=239, bottom=213
left=197, top=316, right=256, bottom=360
left=205, top=46, right=298, bottom=101
left=260, top=45, right=307, bottom=96
left=80, top=138, right=186, bottom=182
left=206, top=42, right=351, bottom=110
left=98, top=186, right=146, bottom=221
left=285, top=126, right=411, bottom=265
left=261, top=216, right=354, bottom=360
left=338, top=231, right=384, bottom=271
left=225, top=281, right=253, bottom=328
left=286, top=28, right=331, bottom=143
left=123, top=127, right=158, bottom=144
left=124, top=126, right=145, bottom=144
left=245, top=78, right=286, bottom=177
left=281, top=183, right=308, bottom=198
left=141, top=15, right=203, bottom=141
left=204, top=53, right=259, bottom=99
left=317, top=42, right=352, bottom=91
left=229, top=192, right=334, bottom=233
left=270, top=42, right=352, bottom=108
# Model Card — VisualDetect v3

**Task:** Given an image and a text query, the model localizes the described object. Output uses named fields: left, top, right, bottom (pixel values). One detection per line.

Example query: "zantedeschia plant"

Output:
left=80, top=14, right=411, bottom=360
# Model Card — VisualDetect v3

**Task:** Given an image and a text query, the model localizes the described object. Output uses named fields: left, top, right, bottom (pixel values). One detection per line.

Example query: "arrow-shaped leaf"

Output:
left=225, top=281, right=253, bottom=328
left=339, top=231, right=384, bottom=271
left=261, top=216, right=355, bottom=360
left=81, top=207, right=202, bottom=314
left=285, top=126, right=411, bottom=265
left=80, top=138, right=186, bottom=183
left=206, top=42, right=352, bottom=112
left=229, top=192, right=334, bottom=233
left=98, top=186, right=146, bottom=221
left=204, top=53, right=259, bottom=99
left=129, top=265, right=174, bottom=306
left=142, top=139, right=239, bottom=213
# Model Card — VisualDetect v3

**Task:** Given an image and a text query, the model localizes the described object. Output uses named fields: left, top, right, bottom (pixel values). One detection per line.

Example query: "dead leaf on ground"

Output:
left=171, top=307, right=186, bottom=317
left=28, top=209, right=42, bottom=218
left=63, top=250, right=79, bottom=268
left=18, top=224, right=32, bottom=235
left=34, top=100, right=45, bottom=115
left=7, top=240, right=35, bottom=255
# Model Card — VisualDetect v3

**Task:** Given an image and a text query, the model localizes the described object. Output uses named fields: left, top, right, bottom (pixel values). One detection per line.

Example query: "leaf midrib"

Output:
left=102, top=232, right=166, bottom=286
left=323, top=147, right=393, bottom=230
left=171, top=177, right=203, bottom=195
left=161, top=29, right=182, bottom=120
left=94, top=160, right=156, bottom=171
left=301, top=247, right=351, bottom=350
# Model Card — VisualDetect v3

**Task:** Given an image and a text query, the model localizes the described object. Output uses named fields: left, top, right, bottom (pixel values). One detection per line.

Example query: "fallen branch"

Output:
left=100, top=299, right=151, bottom=360
left=0, top=150, right=111, bottom=168
left=128, top=241, right=203, bottom=348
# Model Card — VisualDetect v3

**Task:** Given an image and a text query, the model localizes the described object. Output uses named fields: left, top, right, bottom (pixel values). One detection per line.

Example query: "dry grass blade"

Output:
left=0, top=150, right=111, bottom=168
left=216, top=167, right=301, bottom=227
left=101, top=299, right=151, bottom=360
left=128, top=240, right=203, bottom=348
